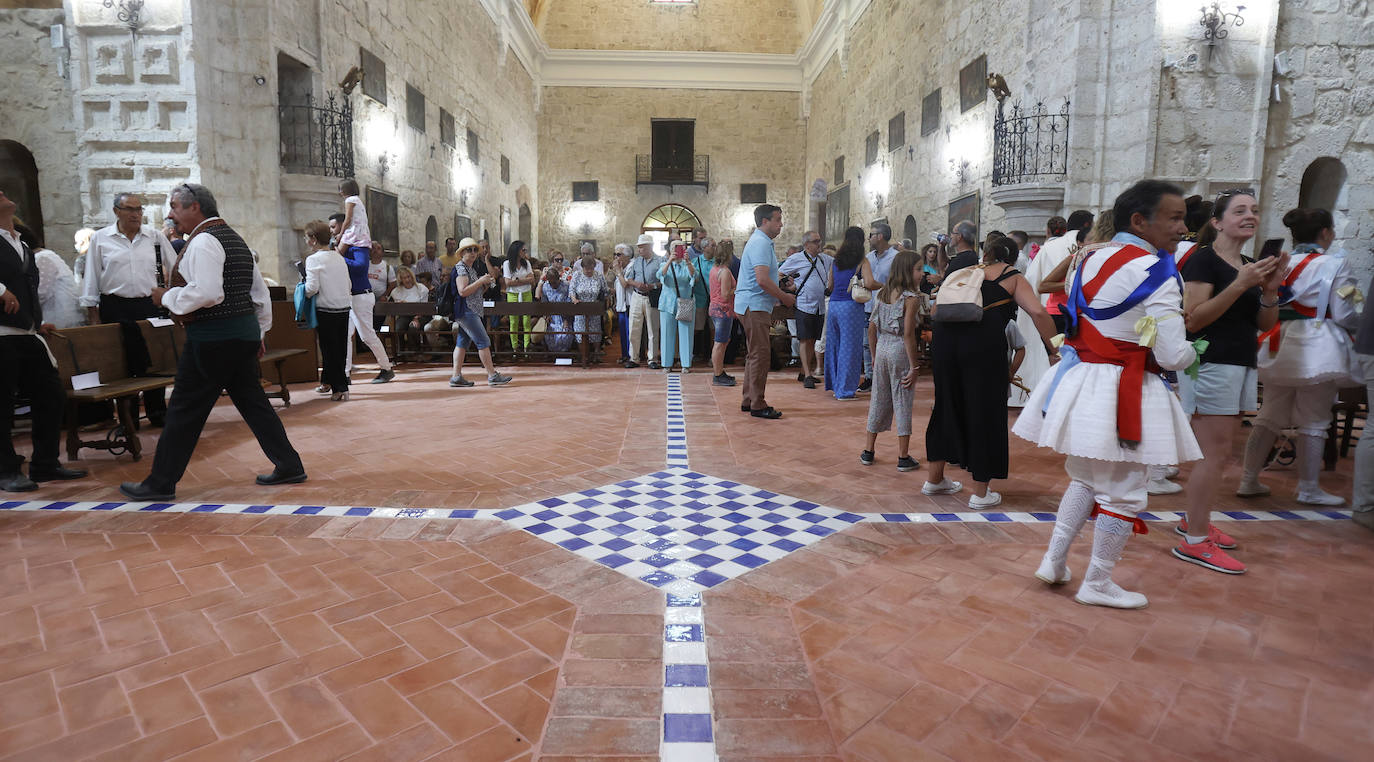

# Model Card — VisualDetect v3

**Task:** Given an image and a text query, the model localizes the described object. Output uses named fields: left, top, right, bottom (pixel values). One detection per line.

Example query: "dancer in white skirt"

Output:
left=1014, top=181, right=1201, bottom=609
left=1238, top=208, right=1362, bottom=505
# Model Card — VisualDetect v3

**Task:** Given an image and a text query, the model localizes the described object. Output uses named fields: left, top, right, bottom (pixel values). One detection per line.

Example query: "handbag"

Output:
left=849, top=273, right=871, bottom=304
left=670, top=265, right=695, bottom=322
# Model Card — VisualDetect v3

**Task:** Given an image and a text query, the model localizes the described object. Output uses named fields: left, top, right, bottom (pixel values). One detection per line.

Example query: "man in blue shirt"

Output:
left=860, top=222, right=898, bottom=392
left=780, top=231, right=833, bottom=388
left=734, top=204, right=796, bottom=419
left=624, top=234, right=663, bottom=368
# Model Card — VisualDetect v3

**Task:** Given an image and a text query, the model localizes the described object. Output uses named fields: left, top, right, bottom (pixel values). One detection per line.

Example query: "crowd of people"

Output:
left=3, top=178, right=1373, bottom=611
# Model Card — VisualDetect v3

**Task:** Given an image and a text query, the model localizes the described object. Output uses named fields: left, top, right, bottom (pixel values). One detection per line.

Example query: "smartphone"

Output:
left=1258, top=238, right=1284, bottom=260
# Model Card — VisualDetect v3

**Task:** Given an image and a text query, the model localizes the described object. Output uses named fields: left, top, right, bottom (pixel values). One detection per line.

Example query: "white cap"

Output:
left=636, top=233, right=655, bottom=247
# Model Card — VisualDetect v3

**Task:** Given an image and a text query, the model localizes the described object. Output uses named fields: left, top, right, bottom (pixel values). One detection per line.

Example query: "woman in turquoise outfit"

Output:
left=658, top=240, right=698, bottom=372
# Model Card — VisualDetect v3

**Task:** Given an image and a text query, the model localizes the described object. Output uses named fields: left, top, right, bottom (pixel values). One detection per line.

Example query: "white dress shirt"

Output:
left=81, top=223, right=175, bottom=307
left=161, top=218, right=272, bottom=336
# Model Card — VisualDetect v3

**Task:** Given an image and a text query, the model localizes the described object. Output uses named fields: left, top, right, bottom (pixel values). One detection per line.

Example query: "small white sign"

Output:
left=555, top=358, right=573, bottom=366
left=147, top=317, right=174, bottom=327
left=482, top=300, right=495, bottom=308
left=71, top=371, right=101, bottom=390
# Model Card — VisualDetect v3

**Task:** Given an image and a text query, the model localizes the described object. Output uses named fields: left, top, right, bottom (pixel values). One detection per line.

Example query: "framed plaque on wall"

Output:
left=365, top=187, right=399, bottom=254
left=947, top=192, right=980, bottom=235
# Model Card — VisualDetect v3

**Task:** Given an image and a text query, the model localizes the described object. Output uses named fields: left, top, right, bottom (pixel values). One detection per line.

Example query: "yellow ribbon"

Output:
left=1134, top=316, right=1157, bottom=348
left=1050, top=333, right=1065, bottom=348
left=1336, top=285, right=1364, bottom=304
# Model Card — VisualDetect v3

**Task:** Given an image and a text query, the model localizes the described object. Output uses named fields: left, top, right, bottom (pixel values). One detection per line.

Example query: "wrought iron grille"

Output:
left=279, top=92, right=355, bottom=177
left=992, top=100, right=1069, bottom=186
left=635, top=154, right=710, bottom=189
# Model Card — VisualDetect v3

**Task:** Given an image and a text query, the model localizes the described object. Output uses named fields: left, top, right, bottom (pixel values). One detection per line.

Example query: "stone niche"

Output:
left=989, top=182, right=1066, bottom=241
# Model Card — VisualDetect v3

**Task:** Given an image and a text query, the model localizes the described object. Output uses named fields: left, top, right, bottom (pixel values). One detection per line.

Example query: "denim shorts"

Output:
left=1178, top=362, right=1258, bottom=415
left=711, top=315, right=733, bottom=343
left=453, top=311, right=491, bottom=350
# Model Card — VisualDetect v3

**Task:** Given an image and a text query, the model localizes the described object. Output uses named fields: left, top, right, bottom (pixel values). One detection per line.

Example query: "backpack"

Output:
left=933, top=264, right=1012, bottom=322
left=436, top=264, right=468, bottom=319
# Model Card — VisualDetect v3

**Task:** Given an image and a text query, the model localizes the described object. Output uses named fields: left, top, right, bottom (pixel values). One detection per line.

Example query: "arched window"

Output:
left=641, top=203, right=703, bottom=252
left=0, top=141, right=44, bottom=248
left=1298, top=157, right=1347, bottom=213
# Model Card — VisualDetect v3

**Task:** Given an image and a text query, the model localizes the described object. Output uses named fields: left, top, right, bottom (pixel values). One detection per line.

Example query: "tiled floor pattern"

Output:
left=4, top=359, right=1371, bottom=760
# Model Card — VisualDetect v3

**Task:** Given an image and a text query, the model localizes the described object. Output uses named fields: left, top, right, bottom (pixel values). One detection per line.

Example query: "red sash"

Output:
left=1090, top=505, right=1149, bottom=534
left=1256, top=253, right=1321, bottom=354
left=1066, top=245, right=1161, bottom=447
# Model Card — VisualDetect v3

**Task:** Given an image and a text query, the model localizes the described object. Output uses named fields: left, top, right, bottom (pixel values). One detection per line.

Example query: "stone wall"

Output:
left=537, top=87, right=805, bottom=254
left=538, top=0, right=804, bottom=55
left=1261, top=0, right=1374, bottom=280
left=197, top=0, right=540, bottom=282
left=0, top=6, right=81, bottom=254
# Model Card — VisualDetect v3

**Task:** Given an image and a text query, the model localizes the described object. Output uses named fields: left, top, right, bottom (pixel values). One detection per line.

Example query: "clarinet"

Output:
left=153, top=241, right=171, bottom=318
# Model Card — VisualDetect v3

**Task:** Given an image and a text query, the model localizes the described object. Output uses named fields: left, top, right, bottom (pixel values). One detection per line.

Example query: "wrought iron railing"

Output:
left=992, top=100, right=1069, bottom=186
left=279, top=92, right=354, bottom=178
left=635, top=154, right=710, bottom=188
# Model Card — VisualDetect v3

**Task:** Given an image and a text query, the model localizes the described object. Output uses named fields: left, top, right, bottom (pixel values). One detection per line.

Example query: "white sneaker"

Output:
left=1236, top=481, right=1271, bottom=498
left=968, top=491, right=1002, bottom=509
left=1297, top=488, right=1345, bottom=506
left=1074, top=580, right=1148, bottom=609
left=921, top=479, right=963, bottom=495
left=1147, top=478, right=1183, bottom=496
left=1034, top=555, right=1071, bottom=585
left=1164, top=466, right=1180, bottom=479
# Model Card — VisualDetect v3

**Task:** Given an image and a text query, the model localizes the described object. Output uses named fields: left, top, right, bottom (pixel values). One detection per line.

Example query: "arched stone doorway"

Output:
left=1298, top=157, right=1347, bottom=213
left=641, top=203, right=702, bottom=252
left=0, top=140, right=45, bottom=247
left=424, top=215, right=439, bottom=248
left=903, top=214, right=918, bottom=247
left=518, top=204, right=531, bottom=245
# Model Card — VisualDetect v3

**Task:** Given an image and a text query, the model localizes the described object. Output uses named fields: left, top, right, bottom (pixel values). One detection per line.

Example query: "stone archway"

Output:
left=903, top=214, right=918, bottom=247
left=1298, top=157, right=1347, bottom=213
left=424, top=215, right=439, bottom=248
left=0, top=140, right=45, bottom=247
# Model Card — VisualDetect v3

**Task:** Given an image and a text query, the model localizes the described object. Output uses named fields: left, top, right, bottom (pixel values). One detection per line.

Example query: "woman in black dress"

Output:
left=924, top=237, right=1058, bottom=508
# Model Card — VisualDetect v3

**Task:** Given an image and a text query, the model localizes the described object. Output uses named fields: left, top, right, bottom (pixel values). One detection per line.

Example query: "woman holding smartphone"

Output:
left=1175, top=189, right=1287, bottom=575
left=658, top=241, right=697, bottom=372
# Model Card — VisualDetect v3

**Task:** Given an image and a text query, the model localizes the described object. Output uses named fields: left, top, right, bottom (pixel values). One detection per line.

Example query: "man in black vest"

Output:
left=120, top=183, right=305, bottom=501
left=0, top=191, right=88, bottom=491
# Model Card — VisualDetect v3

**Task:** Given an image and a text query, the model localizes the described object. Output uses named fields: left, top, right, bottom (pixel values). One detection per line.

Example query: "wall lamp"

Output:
left=1200, top=3, right=1245, bottom=59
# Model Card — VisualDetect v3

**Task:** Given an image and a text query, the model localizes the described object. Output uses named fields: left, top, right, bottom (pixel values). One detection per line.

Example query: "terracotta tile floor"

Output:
left=3, top=359, right=1372, bottom=760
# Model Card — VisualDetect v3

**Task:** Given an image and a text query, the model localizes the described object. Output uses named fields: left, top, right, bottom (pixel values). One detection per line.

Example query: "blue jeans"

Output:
left=617, top=311, right=630, bottom=359
left=452, top=310, right=491, bottom=350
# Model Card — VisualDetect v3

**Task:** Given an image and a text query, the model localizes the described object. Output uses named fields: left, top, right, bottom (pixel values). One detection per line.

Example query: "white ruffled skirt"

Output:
left=1013, top=359, right=1202, bottom=465
left=1258, top=320, right=1359, bottom=387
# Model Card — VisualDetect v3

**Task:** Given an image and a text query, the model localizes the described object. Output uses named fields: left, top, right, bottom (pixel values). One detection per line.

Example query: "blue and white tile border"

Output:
left=660, top=586, right=715, bottom=761
left=666, top=373, right=688, bottom=468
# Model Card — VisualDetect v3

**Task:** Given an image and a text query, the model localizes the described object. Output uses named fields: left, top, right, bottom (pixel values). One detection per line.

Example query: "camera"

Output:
left=932, top=233, right=950, bottom=246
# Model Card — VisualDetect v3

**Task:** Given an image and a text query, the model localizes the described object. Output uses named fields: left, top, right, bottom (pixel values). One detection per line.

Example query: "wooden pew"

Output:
left=373, top=300, right=610, bottom=364
left=47, top=321, right=180, bottom=461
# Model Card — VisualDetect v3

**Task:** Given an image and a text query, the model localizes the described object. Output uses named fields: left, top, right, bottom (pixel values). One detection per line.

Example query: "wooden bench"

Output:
left=48, top=321, right=180, bottom=461
left=373, top=300, right=610, bottom=364
left=259, top=348, right=309, bottom=407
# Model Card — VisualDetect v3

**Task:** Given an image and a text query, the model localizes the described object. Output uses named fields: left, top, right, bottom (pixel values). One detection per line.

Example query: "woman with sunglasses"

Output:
left=1237, top=207, right=1361, bottom=507
left=1175, top=189, right=1287, bottom=575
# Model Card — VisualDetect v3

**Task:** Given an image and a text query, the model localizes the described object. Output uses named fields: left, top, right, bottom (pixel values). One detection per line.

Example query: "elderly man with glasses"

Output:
left=81, top=192, right=177, bottom=426
left=779, top=230, right=833, bottom=388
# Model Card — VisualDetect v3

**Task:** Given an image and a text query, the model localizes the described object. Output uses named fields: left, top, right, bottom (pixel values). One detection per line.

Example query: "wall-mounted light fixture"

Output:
left=103, top=0, right=145, bottom=35
left=564, top=203, right=606, bottom=234
left=1199, top=2, right=1245, bottom=59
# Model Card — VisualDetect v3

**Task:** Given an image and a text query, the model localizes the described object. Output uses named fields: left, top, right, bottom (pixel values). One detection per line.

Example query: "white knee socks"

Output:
left=1036, top=481, right=1093, bottom=584
left=1075, top=514, right=1148, bottom=609
left=1297, top=433, right=1345, bottom=506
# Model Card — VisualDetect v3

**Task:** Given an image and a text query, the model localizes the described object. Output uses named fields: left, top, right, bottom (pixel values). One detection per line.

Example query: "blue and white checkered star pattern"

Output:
left=494, top=469, right=866, bottom=594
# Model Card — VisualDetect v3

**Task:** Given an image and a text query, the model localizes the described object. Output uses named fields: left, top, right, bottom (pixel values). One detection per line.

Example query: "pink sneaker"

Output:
left=1171, top=538, right=1246, bottom=574
left=1174, top=519, right=1237, bottom=549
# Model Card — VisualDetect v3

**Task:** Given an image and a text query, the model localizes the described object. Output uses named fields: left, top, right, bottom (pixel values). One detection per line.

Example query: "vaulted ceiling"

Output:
left=524, top=0, right=825, bottom=55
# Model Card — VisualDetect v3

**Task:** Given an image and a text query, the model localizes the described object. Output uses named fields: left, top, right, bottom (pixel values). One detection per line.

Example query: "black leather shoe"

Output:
left=30, top=466, right=89, bottom=482
left=648, top=361, right=662, bottom=370
left=750, top=407, right=783, bottom=419
left=119, top=481, right=176, bottom=501
left=1, top=472, right=38, bottom=492
left=857, top=378, right=873, bottom=392
left=256, top=469, right=308, bottom=486
left=740, top=403, right=752, bottom=413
